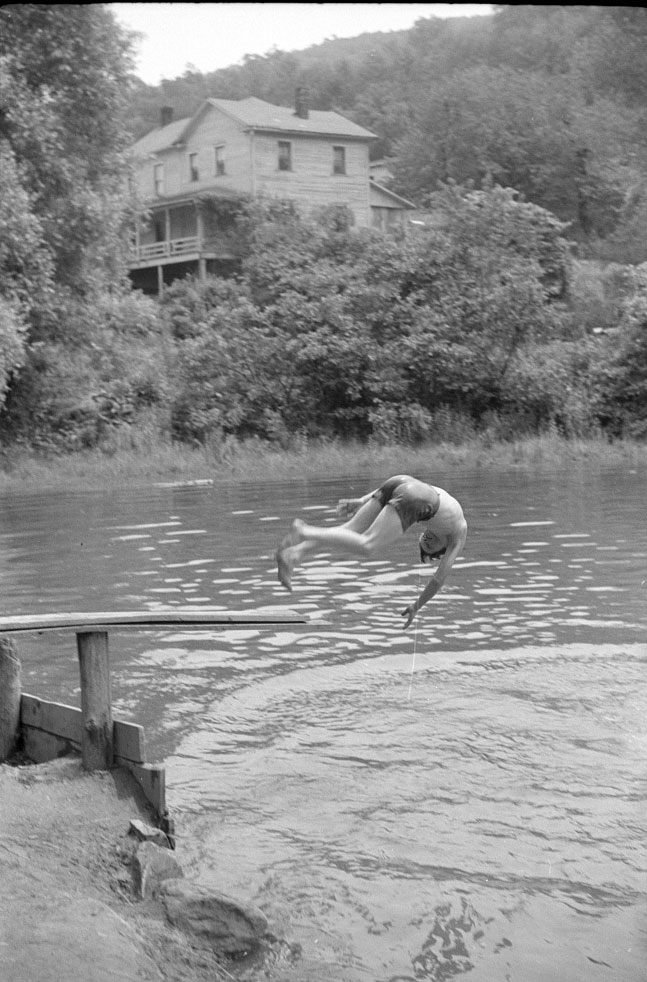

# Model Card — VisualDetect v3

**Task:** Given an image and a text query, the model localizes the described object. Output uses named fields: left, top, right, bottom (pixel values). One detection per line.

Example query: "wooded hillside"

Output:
left=128, top=5, right=647, bottom=262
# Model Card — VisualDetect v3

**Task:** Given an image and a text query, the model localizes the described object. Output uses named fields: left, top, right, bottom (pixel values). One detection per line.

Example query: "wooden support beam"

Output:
left=0, top=636, right=21, bottom=761
left=20, top=694, right=165, bottom=816
left=76, top=630, right=113, bottom=771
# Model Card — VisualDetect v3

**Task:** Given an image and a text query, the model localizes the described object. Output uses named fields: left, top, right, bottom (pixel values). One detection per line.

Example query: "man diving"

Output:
left=275, top=474, right=467, bottom=629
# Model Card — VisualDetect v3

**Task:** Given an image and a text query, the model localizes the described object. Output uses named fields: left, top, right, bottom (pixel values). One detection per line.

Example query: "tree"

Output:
left=0, top=5, right=137, bottom=298
left=0, top=6, right=157, bottom=443
left=0, top=138, right=53, bottom=311
left=167, top=191, right=574, bottom=445
left=393, top=63, right=638, bottom=241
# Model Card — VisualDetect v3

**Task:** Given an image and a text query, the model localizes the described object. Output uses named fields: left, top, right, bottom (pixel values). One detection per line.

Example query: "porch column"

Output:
left=157, top=264, right=164, bottom=297
left=196, top=202, right=206, bottom=281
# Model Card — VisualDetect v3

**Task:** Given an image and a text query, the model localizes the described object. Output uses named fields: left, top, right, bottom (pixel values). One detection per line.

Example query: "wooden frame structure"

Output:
left=0, top=609, right=306, bottom=818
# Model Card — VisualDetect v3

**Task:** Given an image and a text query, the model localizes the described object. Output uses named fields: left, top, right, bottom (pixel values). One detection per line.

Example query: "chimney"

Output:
left=294, top=86, right=309, bottom=120
left=160, top=106, right=174, bottom=128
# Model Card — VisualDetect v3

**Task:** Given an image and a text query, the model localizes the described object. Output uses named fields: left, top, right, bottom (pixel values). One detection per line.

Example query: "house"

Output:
left=128, top=90, right=414, bottom=293
left=369, top=159, right=395, bottom=184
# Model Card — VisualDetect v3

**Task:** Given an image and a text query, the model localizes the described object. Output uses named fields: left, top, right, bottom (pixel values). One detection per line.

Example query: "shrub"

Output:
left=1, top=290, right=171, bottom=448
left=0, top=297, right=27, bottom=412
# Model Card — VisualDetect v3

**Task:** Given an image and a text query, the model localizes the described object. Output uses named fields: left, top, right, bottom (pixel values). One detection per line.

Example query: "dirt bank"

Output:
left=0, top=756, right=242, bottom=982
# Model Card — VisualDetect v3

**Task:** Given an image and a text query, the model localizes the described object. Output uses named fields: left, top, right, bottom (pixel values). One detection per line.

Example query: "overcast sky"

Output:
left=110, top=3, right=493, bottom=85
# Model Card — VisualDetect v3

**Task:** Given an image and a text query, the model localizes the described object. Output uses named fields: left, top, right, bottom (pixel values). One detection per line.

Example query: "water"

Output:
left=1, top=465, right=646, bottom=980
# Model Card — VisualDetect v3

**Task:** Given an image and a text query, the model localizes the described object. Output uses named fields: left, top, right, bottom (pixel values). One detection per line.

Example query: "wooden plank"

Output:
left=23, top=728, right=74, bottom=764
left=114, top=720, right=145, bottom=764
left=0, top=608, right=306, bottom=633
left=21, top=694, right=82, bottom=742
left=20, top=693, right=161, bottom=811
left=0, top=637, right=21, bottom=761
left=117, top=759, right=166, bottom=818
left=21, top=694, right=146, bottom=763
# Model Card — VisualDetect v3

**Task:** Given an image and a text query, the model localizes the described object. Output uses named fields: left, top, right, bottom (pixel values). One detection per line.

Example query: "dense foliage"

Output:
left=0, top=4, right=163, bottom=448
left=160, top=193, right=630, bottom=448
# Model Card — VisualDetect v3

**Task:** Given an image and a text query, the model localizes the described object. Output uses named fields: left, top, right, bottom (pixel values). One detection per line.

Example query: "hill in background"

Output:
left=127, top=6, right=647, bottom=261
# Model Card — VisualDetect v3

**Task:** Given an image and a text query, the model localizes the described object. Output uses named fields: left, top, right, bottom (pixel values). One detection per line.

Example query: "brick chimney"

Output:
left=160, top=106, right=174, bottom=127
left=294, top=86, right=309, bottom=120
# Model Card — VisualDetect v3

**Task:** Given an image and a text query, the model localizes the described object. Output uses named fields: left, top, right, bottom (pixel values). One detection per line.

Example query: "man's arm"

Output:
left=401, top=521, right=467, bottom=629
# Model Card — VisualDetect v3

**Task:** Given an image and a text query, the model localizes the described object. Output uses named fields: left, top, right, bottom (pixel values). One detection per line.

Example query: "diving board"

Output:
left=0, top=608, right=307, bottom=633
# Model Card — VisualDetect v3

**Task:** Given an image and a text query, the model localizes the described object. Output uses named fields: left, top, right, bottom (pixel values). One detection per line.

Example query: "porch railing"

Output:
left=131, top=236, right=200, bottom=261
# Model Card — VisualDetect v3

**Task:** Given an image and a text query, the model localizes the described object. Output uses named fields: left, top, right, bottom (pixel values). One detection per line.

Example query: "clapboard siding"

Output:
left=253, top=134, right=370, bottom=225
left=136, top=145, right=186, bottom=200
left=181, top=110, right=253, bottom=194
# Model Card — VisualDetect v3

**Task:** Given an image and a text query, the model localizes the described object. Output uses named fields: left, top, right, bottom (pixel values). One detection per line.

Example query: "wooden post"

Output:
left=196, top=202, right=206, bottom=281
left=76, top=630, right=113, bottom=770
left=0, top=636, right=21, bottom=761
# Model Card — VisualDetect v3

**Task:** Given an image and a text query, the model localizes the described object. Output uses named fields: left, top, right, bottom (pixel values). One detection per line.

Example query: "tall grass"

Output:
left=1, top=431, right=645, bottom=493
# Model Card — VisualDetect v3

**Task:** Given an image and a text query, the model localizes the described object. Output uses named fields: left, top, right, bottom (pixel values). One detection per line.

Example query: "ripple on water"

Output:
left=168, top=642, right=646, bottom=982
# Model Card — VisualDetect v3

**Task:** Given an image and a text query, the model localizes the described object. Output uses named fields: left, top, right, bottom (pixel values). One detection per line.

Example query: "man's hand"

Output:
left=336, top=498, right=360, bottom=519
left=401, top=604, right=418, bottom=630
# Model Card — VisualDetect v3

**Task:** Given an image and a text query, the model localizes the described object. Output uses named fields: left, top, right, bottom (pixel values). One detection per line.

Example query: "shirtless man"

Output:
left=275, top=474, right=467, bottom=629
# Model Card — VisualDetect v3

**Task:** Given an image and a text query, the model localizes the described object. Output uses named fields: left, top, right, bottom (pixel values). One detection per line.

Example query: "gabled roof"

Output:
left=133, top=96, right=376, bottom=155
left=132, top=116, right=191, bottom=156
left=206, top=96, right=376, bottom=140
left=369, top=181, right=416, bottom=210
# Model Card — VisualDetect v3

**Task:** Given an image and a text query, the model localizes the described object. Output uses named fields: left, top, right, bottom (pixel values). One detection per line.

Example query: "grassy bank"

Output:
left=1, top=433, right=645, bottom=493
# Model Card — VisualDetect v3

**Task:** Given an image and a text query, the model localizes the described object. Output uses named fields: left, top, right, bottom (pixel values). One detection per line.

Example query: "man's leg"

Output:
left=276, top=498, right=387, bottom=591
left=342, top=497, right=383, bottom=533
left=290, top=502, right=404, bottom=558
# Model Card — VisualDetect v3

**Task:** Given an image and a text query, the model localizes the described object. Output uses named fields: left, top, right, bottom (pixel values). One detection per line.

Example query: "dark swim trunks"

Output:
left=372, top=475, right=440, bottom=531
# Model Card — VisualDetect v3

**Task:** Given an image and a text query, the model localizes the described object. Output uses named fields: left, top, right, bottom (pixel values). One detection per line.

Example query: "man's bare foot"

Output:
left=275, top=546, right=293, bottom=592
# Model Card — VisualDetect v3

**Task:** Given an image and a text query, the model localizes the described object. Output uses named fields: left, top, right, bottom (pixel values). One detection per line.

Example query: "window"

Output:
left=188, top=152, right=199, bottom=182
left=278, top=140, right=292, bottom=171
left=153, top=162, right=164, bottom=196
left=333, top=146, right=346, bottom=175
left=214, top=145, right=225, bottom=176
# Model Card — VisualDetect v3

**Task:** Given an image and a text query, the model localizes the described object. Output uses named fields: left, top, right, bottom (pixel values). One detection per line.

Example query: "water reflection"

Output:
left=1, top=465, right=646, bottom=981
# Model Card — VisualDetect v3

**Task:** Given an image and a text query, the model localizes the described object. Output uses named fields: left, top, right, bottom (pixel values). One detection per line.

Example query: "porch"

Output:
left=128, top=195, right=243, bottom=295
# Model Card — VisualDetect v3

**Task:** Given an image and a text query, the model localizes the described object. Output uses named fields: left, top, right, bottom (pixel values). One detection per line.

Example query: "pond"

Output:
left=1, top=463, right=646, bottom=981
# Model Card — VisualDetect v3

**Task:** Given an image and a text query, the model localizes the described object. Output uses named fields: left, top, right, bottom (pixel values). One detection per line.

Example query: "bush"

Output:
left=592, top=263, right=647, bottom=436
left=567, top=259, right=635, bottom=335
left=1, top=290, right=170, bottom=448
left=0, top=297, right=27, bottom=411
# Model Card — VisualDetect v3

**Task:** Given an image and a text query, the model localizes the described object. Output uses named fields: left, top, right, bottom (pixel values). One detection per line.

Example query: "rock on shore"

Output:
left=0, top=756, right=272, bottom=982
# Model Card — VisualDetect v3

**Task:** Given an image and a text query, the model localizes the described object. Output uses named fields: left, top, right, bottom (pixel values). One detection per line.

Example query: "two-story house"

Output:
left=129, top=90, right=414, bottom=293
